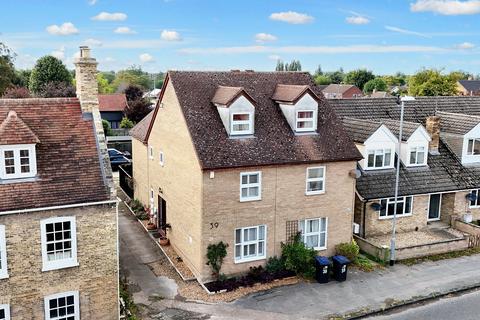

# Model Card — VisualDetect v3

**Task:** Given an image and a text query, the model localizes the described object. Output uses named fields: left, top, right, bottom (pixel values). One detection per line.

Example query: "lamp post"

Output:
left=390, top=95, right=415, bottom=266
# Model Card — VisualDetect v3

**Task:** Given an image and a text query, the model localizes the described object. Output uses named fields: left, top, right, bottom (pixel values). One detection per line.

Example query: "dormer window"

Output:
left=231, top=112, right=253, bottom=135
left=296, top=111, right=316, bottom=132
left=367, top=148, right=392, bottom=169
left=467, top=138, right=480, bottom=155
left=409, top=146, right=426, bottom=165
left=0, top=145, right=37, bottom=179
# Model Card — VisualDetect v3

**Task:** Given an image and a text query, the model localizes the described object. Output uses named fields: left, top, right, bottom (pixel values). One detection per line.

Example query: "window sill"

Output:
left=0, top=176, right=38, bottom=184
left=239, top=197, right=261, bottom=203
left=305, top=190, right=325, bottom=196
left=234, top=256, right=266, bottom=264
left=378, top=214, right=412, bottom=220
left=42, top=260, right=79, bottom=272
left=0, top=273, right=9, bottom=280
left=312, top=246, right=327, bottom=251
left=364, top=167, right=394, bottom=171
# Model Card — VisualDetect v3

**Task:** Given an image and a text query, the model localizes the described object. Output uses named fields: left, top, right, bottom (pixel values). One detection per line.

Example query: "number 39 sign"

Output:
left=210, top=222, right=219, bottom=229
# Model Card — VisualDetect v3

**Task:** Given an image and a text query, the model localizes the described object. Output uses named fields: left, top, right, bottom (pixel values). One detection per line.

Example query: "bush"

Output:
left=102, top=119, right=112, bottom=136
left=2, top=86, right=31, bottom=98
left=206, top=242, right=228, bottom=279
left=335, top=239, right=360, bottom=262
left=265, top=256, right=285, bottom=274
left=281, top=234, right=316, bottom=278
left=120, top=117, right=135, bottom=129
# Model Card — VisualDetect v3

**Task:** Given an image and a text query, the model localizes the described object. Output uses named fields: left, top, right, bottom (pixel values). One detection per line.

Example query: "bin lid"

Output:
left=315, top=256, right=330, bottom=265
left=332, top=255, right=350, bottom=264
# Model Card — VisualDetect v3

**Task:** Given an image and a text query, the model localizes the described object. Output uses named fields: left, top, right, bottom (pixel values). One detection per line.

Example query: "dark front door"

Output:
left=157, top=195, right=167, bottom=233
left=428, top=193, right=442, bottom=221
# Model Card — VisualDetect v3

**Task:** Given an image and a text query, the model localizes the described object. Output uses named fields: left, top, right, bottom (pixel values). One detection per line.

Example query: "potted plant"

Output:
left=159, top=223, right=171, bottom=246
left=145, top=207, right=157, bottom=230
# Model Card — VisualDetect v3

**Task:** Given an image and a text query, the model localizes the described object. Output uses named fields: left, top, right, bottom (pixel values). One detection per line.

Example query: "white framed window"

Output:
left=234, top=225, right=266, bottom=263
left=44, top=291, right=79, bottom=320
left=409, top=146, right=426, bottom=165
left=0, top=304, right=10, bottom=320
left=295, top=110, right=315, bottom=132
left=467, top=138, right=480, bottom=156
left=159, top=151, right=164, bottom=167
left=230, top=112, right=253, bottom=135
left=470, top=189, right=480, bottom=208
left=0, top=226, right=8, bottom=279
left=367, top=148, right=392, bottom=169
left=379, top=196, right=413, bottom=219
left=306, top=166, right=325, bottom=195
left=240, top=171, right=261, bottom=202
left=0, top=144, right=37, bottom=180
left=149, top=146, right=154, bottom=159
left=40, top=217, right=78, bottom=272
left=299, top=218, right=328, bottom=250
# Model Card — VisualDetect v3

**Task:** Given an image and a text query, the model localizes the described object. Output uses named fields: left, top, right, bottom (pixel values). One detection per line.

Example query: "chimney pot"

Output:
left=426, top=116, right=440, bottom=155
left=79, top=46, right=91, bottom=58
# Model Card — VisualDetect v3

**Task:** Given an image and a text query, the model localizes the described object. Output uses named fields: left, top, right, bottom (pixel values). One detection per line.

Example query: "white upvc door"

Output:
left=428, top=193, right=442, bottom=221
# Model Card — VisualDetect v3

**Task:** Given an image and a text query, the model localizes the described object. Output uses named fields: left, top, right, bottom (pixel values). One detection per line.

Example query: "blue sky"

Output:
left=1, top=0, right=480, bottom=74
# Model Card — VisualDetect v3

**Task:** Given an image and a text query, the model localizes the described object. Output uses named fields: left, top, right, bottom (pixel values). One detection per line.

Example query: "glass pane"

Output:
left=380, top=200, right=387, bottom=216
left=258, top=241, right=264, bottom=255
left=319, top=233, right=326, bottom=247
left=306, top=235, right=318, bottom=248
left=474, top=139, right=480, bottom=155
left=367, top=152, right=374, bottom=167
left=4, top=151, right=13, bottom=158
left=249, top=186, right=259, bottom=197
left=243, top=245, right=248, bottom=256
left=375, top=154, right=383, bottom=167
left=308, top=181, right=323, bottom=192
left=241, top=188, right=248, bottom=198
left=417, top=151, right=425, bottom=164
left=405, top=196, right=412, bottom=213
left=258, top=226, right=265, bottom=240
left=320, top=218, right=326, bottom=232
left=243, top=229, right=249, bottom=241
left=468, top=139, right=474, bottom=154
left=249, top=174, right=258, bottom=184
left=241, top=175, right=248, bottom=184
left=308, top=219, right=319, bottom=232
left=429, top=194, right=441, bottom=219
left=396, top=202, right=404, bottom=215
left=298, top=111, right=313, bottom=119
left=20, top=149, right=29, bottom=157
left=249, top=228, right=257, bottom=241
left=308, top=168, right=322, bottom=179
left=235, top=245, right=241, bottom=258
left=233, top=114, right=249, bottom=121
left=297, top=120, right=313, bottom=128
left=235, top=229, right=241, bottom=244
left=249, top=243, right=256, bottom=255
left=410, top=150, right=416, bottom=164
left=21, top=165, right=30, bottom=173
left=384, top=150, right=391, bottom=166
left=233, top=123, right=249, bottom=132
left=298, top=220, right=304, bottom=233
left=388, top=202, right=395, bottom=216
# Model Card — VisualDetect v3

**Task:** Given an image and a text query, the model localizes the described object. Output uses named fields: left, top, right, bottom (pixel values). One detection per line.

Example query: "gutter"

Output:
left=0, top=199, right=118, bottom=216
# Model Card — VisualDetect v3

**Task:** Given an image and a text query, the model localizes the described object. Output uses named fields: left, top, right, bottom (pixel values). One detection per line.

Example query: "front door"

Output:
left=157, top=195, right=167, bottom=233
left=428, top=193, right=442, bottom=221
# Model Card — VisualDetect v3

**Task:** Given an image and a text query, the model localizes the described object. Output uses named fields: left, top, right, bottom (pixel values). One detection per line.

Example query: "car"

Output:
left=108, top=148, right=131, bottom=170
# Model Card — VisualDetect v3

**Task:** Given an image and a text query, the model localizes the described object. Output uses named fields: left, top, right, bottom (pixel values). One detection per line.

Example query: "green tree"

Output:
left=344, top=69, right=375, bottom=90
left=120, top=117, right=135, bottom=129
left=363, top=78, right=388, bottom=94
left=449, top=70, right=472, bottom=82
left=97, top=73, right=114, bottom=94
left=314, top=74, right=332, bottom=85
left=382, top=72, right=407, bottom=87
left=0, top=43, right=16, bottom=96
left=112, top=66, right=150, bottom=91
left=314, top=65, right=323, bottom=76
left=408, top=69, right=458, bottom=96
left=12, top=69, right=31, bottom=88
left=29, top=56, right=72, bottom=94
left=275, top=60, right=285, bottom=71
left=100, top=71, right=116, bottom=84
left=275, top=59, right=302, bottom=71
left=325, top=68, right=345, bottom=84
left=102, top=119, right=112, bottom=136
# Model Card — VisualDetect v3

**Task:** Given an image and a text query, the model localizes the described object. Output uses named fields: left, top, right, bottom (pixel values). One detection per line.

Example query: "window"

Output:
left=40, top=217, right=78, bottom=272
left=0, top=145, right=37, bottom=179
left=44, top=291, right=79, bottom=320
left=467, top=138, right=480, bottom=155
left=0, top=226, right=7, bottom=279
left=149, top=146, right=154, bottom=159
left=306, top=166, right=325, bottom=195
left=379, top=196, right=413, bottom=218
left=159, top=151, right=164, bottom=167
left=234, top=225, right=266, bottom=263
left=409, top=146, right=426, bottom=165
left=299, top=218, right=328, bottom=250
left=110, top=121, right=120, bottom=129
left=240, top=172, right=261, bottom=201
left=230, top=112, right=253, bottom=135
left=296, top=110, right=315, bottom=132
left=470, top=189, right=480, bottom=208
left=0, top=304, right=10, bottom=320
left=367, top=148, right=392, bottom=169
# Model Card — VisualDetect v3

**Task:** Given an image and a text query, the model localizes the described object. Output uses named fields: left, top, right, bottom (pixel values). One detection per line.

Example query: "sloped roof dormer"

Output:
left=272, top=84, right=320, bottom=104
left=0, top=110, right=40, bottom=145
left=212, top=86, right=256, bottom=107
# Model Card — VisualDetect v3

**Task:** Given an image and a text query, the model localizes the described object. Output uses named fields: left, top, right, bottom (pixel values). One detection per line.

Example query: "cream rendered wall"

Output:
left=132, top=138, right=149, bottom=205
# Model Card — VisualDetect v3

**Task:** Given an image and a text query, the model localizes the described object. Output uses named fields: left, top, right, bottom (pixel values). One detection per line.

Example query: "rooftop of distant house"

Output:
left=98, top=93, right=128, bottom=112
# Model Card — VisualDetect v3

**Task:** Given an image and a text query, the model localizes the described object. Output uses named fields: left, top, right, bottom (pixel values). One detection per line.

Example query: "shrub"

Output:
left=129, top=199, right=143, bottom=212
left=2, top=86, right=31, bottom=98
left=265, top=256, right=285, bottom=274
left=281, top=233, right=316, bottom=278
left=335, top=239, right=360, bottom=262
left=120, top=117, right=135, bottom=129
left=102, top=119, right=112, bottom=136
left=206, top=242, right=228, bottom=279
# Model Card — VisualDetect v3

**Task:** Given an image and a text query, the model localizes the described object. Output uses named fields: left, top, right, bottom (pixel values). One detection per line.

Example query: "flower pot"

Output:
left=146, top=223, right=157, bottom=231
left=159, top=238, right=169, bottom=246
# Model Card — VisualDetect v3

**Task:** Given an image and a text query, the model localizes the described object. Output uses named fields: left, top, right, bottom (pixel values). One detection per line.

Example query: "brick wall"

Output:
left=0, top=204, right=118, bottom=319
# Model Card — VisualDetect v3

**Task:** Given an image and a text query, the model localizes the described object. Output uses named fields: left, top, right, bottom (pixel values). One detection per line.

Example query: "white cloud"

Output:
left=114, top=26, right=136, bottom=34
left=104, top=57, right=116, bottom=62
left=83, top=38, right=103, bottom=47
left=51, top=46, right=66, bottom=60
left=161, top=30, right=182, bottom=41
left=46, top=22, right=79, bottom=36
left=139, top=53, right=154, bottom=63
left=456, top=41, right=476, bottom=49
left=268, top=54, right=281, bottom=60
left=88, top=0, right=97, bottom=5
left=179, top=44, right=446, bottom=55
left=91, top=12, right=127, bottom=21
left=411, top=0, right=480, bottom=15
left=255, top=33, right=277, bottom=43
left=385, top=25, right=430, bottom=38
left=269, top=11, right=314, bottom=24
left=346, top=15, right=370, bottom=24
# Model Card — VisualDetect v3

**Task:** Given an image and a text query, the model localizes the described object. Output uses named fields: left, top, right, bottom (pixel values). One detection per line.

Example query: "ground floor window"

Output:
left=379, top=196, right=413, bottom=218
left=470, top=189, right=480, bottom=208
left=44, top=291, right=79, bottom=320
left=234, top=225, right=266, bottom=263
left=299, top=217, right=328, bottom=250
left=0, top=304, right=10, bottom=320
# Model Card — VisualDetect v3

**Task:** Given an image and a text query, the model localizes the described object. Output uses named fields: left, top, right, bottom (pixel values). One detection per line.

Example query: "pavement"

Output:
left=118, top=187, right=480, bottom=319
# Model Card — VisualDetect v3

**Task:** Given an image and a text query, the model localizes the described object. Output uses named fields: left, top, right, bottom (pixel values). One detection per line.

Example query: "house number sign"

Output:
left=210, top=222, right=219, bottom=229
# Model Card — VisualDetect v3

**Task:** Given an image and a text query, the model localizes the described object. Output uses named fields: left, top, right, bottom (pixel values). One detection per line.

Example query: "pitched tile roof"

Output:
left=147, top=71, right=362, bottom=170
left=272, top=84, right=318, bottom=103
left=0, top=110, right=40, bottom=145
left=380, top=119, right=424, bottom=141
left=322, top=84, right=357, bottom=94
left=370, top=91, right=390, bottom=98
left=0, top=98, right=111, bottom=211
left=459, top=80, right=480, bottom=93
left=130, top=110, right=154, bottom=144
left=98, top=93, right=128, bottom=112
left=436, top=111, right=480, bottom=135
left=211, top=86, right=255, bottom=106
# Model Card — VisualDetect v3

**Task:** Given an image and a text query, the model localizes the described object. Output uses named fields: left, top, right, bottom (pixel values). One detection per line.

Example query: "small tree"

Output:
left=206, top=242, right=228, bottom=279
left=29, top=56, right=72, bottom=94
left=344, top=69, right=375, bottom=90
left=314, top=74, right=332, bottom=85
left=102, top=119, right=112, bottom=136
left=281, top=233, right=316, bottom=278
left=363, top=78, right=388, bottom=94
left=36, top=81, right=76, bottom=98
left=120, top=117, right=135, bottom=129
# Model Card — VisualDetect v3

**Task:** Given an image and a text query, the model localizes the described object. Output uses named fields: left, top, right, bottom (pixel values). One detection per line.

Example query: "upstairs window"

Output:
left=240, top=171, right=261, bottom=202
left=0, top=145, right=37, bottom=179
left=379, top=196, right=413, bottom=218
left=295, top=111, right=315, bottom=132
left=367, top=148, right=392, bottom=169
left=40, top=217, right=78, bottom=272
left=470, top=189, right=480, bottom=208
left=230, top=112, right=253, bottom=135
left=44, top=291, right=79, bottom=320
left=467, top=139, right=480, bottom=155
left=409, top=146, right=426, bottom=165
left=306, top=166, right=325, bottom=195
left=0, top=225, right=7, bottom=279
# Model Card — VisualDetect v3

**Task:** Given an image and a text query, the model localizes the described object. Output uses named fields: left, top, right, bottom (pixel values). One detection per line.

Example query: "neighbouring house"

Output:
left=322, top=84, right=363, bottom=99
left=368, top=91, right=391, bottom=98
left=0, top=46, right=118, bottom=319
left=131, top=71, right=362, bottom=281
left=99, top=93, right=128, bottom=129
left=457, top=80, right=480, bottom=96
left=143, top=88, right=161, bottom=107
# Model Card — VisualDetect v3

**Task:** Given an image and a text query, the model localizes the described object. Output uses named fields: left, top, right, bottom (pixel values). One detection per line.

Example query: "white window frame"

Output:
left=295, top=110, right=316, bottom=132
left=305, top=166, right=326, bottom=195
left=378, top=196, right=413, bottom=219
left=159, top=151, right=164, bottom=167
left=44, top=291, right=80, bottom=320
left=149, top=146, right=154, bottom=160
left=239, top=171, right=261, bottom=202
left=230, top=112, right=253, bottom=135
left=0, top=304, right=10, bottom=320
left=40, top=217, right=78, bottom=272
left=0, top=226, right=8, bottom=279
left=467, top=138, right=480, bottom=156
left=299, top=217, right=328, bottom=250
left=409, top=146, right=427, bottom=166
left=0, top=144, right=37, bottom=180
left=470, top=189, right=480, bottom=208
left=366, top=148, right=393, bottom=169
left=234, top=225, right=266, bottom=263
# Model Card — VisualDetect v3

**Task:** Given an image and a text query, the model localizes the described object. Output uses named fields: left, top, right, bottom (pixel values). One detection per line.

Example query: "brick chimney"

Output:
left=74, top=46, right=115, bottom=196
left=426, top=116, right=440, bottom=155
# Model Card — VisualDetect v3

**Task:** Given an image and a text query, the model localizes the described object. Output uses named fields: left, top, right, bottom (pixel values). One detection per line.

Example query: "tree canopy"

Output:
left=408, top=69, right=458, bottom=96
left=363, top=78, right=388, bottom=94
left=344, top=69, right=375, bottom=90
left=111, top=66, right=151, bottom=92
left=276, top=59, right=302, bottom=71
left=0, top=42, right=16, bottom=96
left=29, top=55, right=72, bottom=94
